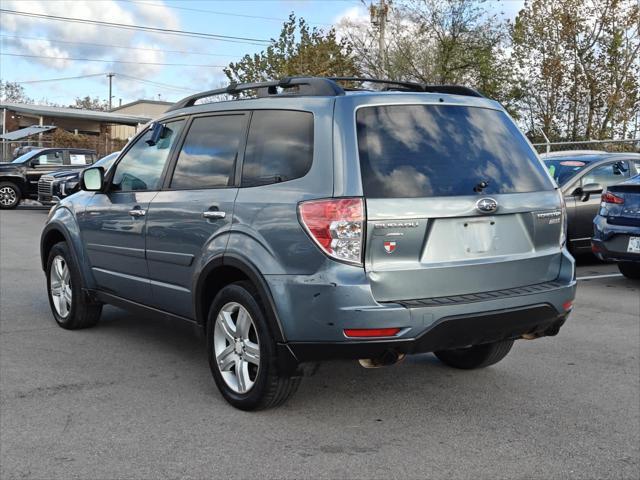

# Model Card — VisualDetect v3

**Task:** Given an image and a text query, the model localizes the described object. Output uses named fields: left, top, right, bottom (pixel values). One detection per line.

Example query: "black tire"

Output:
left=434, top=339, right=514, bottom=369
left=0, top=181, right=21, bottom=209
left=46, top=241, right=102, bottom=329
left=618, top=262, right=640, bottom=280
left=206, top=281, right=300, bottom=410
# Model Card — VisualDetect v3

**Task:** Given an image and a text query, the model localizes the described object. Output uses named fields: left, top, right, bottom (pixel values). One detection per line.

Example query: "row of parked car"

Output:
left=540, top=151, right=640, bottom=278
left=3, top=146, right=637, bottom=274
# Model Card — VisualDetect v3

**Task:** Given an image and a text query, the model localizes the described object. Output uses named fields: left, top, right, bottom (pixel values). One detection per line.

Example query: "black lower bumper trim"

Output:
left=592, top=239, right=640, bottom=262
left=287, top=304, right=567, bottom=361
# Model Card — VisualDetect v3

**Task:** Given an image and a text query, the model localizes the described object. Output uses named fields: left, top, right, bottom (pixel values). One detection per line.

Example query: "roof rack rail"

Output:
left=329, top=77, right=484, bottom=97
left=168, top=76, right=485, bottom=112
left=167, top=77, right=345, bottom=112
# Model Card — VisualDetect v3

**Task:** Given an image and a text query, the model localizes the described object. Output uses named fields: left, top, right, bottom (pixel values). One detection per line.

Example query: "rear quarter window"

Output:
left=241, top=110, right=313, bottom=187
left=356, top=105, right=554, bottom=198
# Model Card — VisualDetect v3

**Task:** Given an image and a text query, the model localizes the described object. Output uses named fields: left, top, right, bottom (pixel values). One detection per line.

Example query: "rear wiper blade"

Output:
left=474, top=180, right=490, bottom=193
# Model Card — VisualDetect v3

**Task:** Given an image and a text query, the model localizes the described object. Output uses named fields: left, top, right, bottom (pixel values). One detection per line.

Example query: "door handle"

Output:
left=202, top=210, right=226, bottom=219
left=129, top=209, right=146, bottom=217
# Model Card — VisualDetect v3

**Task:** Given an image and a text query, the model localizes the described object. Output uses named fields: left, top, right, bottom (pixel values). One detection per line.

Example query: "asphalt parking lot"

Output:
left=1, top=208, right=638, bottom=480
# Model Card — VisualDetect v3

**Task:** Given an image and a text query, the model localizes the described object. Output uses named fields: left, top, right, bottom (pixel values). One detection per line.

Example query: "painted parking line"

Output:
left=577, top=273, right=624, bottom=281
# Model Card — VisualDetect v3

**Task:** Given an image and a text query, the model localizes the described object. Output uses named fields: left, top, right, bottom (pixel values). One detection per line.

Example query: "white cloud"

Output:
left=333, top=5, right=369, bottom=26
left=0, top=0, right=181, bottom=96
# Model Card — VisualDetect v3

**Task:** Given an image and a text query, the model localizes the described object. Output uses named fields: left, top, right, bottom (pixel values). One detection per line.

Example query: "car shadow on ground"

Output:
left=95, top=304, right=550, bottom=418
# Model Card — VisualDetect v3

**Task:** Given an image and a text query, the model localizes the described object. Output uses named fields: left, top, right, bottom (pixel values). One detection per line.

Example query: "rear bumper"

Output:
left=287, top=304, right=568, bottom=361
left=268, top=249, right=576, bottom=362
left=592, top=216, right=640, bottom=262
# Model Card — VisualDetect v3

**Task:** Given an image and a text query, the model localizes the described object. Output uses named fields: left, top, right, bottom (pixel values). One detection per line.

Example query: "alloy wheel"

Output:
left=50, top=255, right=72, bottom=318
left=0, top=186, right=17, bottom=207
left=213, top=302, right=261, bottom=394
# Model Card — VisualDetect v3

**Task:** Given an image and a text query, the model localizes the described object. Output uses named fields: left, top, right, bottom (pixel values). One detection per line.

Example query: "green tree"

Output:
left=0, top=80, right=32, bottom=103
left=71, top=96, right=109, bottom=111
left=338, top=1, right=517, bottom=113
left=512, top=0, right=639, bottom=140
left=224, top=14, right=360, bottom=84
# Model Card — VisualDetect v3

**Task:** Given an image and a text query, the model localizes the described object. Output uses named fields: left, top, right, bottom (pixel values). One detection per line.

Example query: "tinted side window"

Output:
left=112, top=120, right=185, bottom=192
left=582, top=162, right=630, bottom=187
left=171, top=114, right=245, bottom=189
left=241, top=110, right=313, bottom=187
left=357, top=105, right=554, bottom=198
left=36, top=151, right=63, bottom=165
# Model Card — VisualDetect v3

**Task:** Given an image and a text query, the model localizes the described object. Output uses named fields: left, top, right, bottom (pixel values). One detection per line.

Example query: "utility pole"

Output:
left=369, top=0, right=390, bottom=72
left=107, top=73, right=114, bottom=110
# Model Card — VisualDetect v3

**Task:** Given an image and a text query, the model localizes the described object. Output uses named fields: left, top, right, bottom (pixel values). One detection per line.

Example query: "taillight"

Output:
left=298, top=197, right=364, bottom=265
left=601, top=191, right=624, bottom=204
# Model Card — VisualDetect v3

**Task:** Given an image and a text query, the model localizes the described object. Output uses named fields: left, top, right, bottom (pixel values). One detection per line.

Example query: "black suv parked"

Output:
left=38, top=151, right=120, bottom=205
left=0, top=148, right=97, bottom=209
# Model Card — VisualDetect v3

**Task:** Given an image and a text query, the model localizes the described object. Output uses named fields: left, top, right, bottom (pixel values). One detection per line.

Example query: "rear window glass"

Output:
left=241, top=110, right=313, bottom=187
left=356, top=105, right=554, bottom=198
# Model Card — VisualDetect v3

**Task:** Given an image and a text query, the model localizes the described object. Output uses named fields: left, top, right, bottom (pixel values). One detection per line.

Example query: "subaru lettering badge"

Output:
left=476, top=197, right=498, bottom=214
left=383, top=241, right=396, bottom=254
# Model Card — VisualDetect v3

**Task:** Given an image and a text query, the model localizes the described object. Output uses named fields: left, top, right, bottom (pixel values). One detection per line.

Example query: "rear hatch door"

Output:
left=356, top=104, right=563, bottom=302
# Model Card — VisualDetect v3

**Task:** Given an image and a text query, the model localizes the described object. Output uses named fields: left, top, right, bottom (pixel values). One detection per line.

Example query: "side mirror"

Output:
left=81, top=167, right=104, bottom=192
left=577, top=182, right=603, bottom=201
left=145, top=122, right=164, bottom=146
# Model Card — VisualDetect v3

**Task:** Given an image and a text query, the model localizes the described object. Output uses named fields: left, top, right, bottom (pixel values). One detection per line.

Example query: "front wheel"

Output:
left=618, top=262, right=640, bottom=280
left=46, top=242, right=102, bottom=329
left=206, top=282, right=300, bottom=410
left=0, top=181, right=21, bottom=209
left=434, top=339, right=514, bottom=369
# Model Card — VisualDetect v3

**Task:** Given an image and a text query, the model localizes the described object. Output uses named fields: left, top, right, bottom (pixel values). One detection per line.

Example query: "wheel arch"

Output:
left=40, top=213, right=95, bottom=289
left=194, top=254, right=286, bottom=343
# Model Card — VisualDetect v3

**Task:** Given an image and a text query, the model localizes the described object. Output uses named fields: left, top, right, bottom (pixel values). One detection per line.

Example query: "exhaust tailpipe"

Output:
left=358, top=350, right=406, bottom=368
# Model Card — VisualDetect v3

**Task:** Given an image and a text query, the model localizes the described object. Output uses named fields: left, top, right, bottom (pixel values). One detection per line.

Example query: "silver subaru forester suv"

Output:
left=40, top=77, right=576, bottom=410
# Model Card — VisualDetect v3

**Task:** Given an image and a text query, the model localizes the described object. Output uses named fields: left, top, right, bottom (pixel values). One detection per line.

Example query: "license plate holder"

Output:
left=628, top=237, right=640, bottom=253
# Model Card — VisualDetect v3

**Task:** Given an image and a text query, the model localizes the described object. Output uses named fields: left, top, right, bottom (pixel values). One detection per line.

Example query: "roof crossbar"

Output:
left=167, top=77, right=345, bottom=112
left=168, top=76, right=485, bottom=112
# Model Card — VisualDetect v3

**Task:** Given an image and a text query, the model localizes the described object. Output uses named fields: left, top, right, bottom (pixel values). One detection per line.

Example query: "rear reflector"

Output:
left=344, top=328, right=401, bottom=338
left=562, top=301, right=573, bottom=311
left=601, top=191, right=624, bottom=204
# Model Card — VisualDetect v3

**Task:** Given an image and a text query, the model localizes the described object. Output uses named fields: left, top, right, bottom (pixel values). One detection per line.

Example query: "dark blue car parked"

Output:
left=592, top=174, right=640, bottom=279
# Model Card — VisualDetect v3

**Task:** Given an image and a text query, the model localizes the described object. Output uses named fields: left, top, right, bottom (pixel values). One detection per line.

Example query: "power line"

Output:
left=0, top=9, right=271, bottom=45
left=1, top=52, right=226, bottom=68
left=115, top=73, right=197, bottom=93
left=13, top=73, right=108, bottom=84
left=0, top=34, right=239, bottom=58
left=12, top=71, right=197, bottom=96
left=116, top=0, right=332, bottom=26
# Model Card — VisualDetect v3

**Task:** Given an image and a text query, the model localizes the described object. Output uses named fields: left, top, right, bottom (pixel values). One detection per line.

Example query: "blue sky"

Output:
left=0, top=0, right=524, bottom=107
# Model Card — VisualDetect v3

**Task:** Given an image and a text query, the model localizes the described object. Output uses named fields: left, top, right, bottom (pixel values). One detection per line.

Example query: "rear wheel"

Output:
left=618, top=262, right=640, bottom=280
left=46, top=242, right=102, bottom=329
left=0, top=181, right=21, bottom=209
left=434, top=339, right=514, bottom=369
left=206, top=282, right=300, bottom=410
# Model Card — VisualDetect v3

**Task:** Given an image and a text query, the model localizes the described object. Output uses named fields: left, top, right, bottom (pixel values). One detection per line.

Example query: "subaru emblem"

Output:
left=476, top=197, right=498, bottom=214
